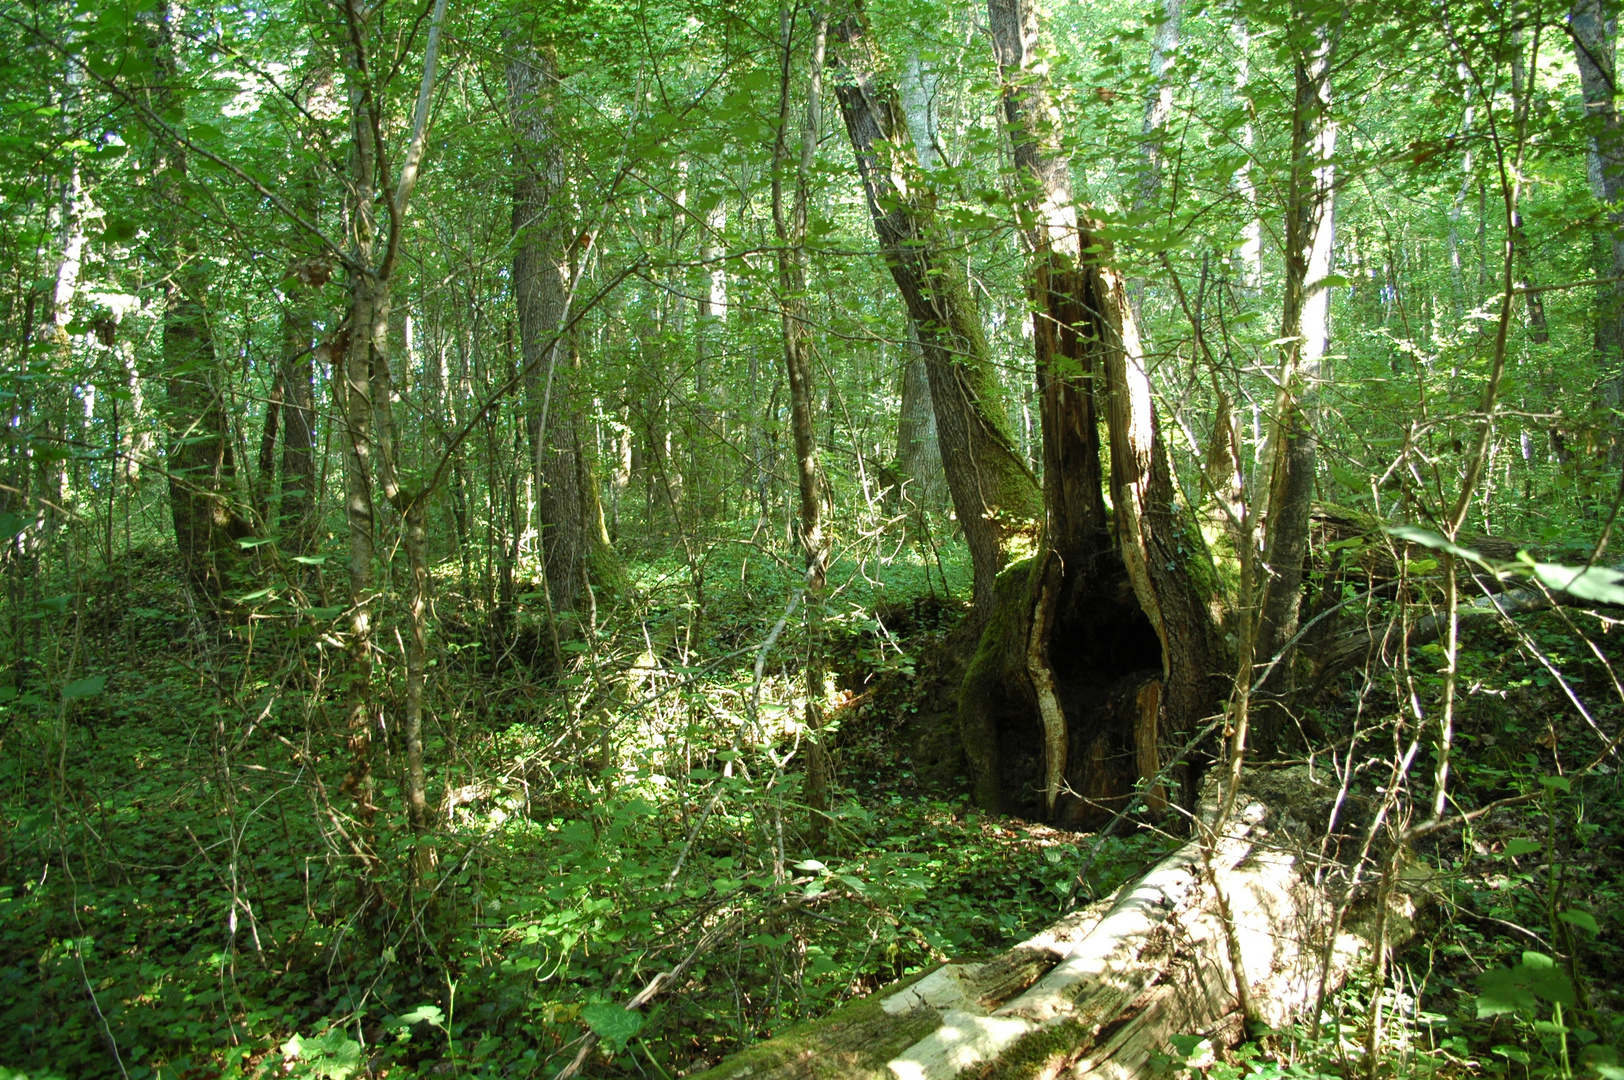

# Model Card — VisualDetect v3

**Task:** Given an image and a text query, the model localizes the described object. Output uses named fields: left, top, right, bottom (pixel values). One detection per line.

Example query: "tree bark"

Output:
left=956, top=0, right=1222, bottom=826
left=1253, top=16, right=1337, bottom=750
left=148, top=8, right=252, bottom=603
left=510, top=43, right=616, bottom=617
left=894, top=348, right=946, bottom=509
left=686, top=773, right=1425, bottom=1080
left=830, top=8, right=1041, bottom=615
left=773, top=2, right=831, bottom=845
left=1571, top=0, right=1624, bottom=455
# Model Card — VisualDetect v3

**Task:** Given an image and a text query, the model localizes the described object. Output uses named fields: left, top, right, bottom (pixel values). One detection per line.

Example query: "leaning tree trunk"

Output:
left=956, top=0, right=1223, bottom=827
left=830, top=8, right=1041, bottom=616
left=681, top=770, right=1428, bottom=1080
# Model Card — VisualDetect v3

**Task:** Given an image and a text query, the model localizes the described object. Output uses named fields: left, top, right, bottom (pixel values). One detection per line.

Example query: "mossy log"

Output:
left=690, top=769, right=1426, bottom=1080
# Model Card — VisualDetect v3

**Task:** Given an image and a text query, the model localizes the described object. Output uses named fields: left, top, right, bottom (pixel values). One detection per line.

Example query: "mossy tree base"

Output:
left=959, top=547, right=1184, bottom=829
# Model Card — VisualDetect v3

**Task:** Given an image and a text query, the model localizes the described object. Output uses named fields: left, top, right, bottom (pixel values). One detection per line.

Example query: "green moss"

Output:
left=958, top=557, right=1040, bottom=812
left=973, top=1018, right=1090, bottom=1080
left=685, top=969, right=943, bottom=1080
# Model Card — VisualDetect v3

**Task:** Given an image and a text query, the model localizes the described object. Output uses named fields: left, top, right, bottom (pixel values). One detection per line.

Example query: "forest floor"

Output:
left=1, top=540, right=1622, bottom=1080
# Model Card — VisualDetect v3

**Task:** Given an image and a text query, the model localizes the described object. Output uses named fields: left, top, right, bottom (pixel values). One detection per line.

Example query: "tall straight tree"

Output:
left=147, top=5, right=251, bottom=602
left=509, top=37, right=616, bottom=618
left=771, top=2, right=830, bottom=843
left=334, top=0, right=450, bottom=865
left=829, top=6, right=1041, bottom=615
left=1253, top=0, right=1339, bottom=747
left=1572, top=0, right=1624, bottom=450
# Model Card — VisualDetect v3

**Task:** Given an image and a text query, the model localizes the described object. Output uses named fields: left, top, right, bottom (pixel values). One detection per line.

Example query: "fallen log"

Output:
left=689, top=768, right=1428, bottom=1080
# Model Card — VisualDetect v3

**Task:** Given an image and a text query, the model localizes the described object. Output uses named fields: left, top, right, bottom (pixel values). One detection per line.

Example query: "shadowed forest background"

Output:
left=3, top=0, right=1624, bottom=1076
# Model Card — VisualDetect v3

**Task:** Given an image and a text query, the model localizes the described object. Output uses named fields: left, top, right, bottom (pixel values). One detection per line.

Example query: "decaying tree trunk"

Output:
left=830, top=8, right=1041, bottom=615
left=958, top=0, right=1223, bottom=827
left=687, top=770, right=1428, bottom=1080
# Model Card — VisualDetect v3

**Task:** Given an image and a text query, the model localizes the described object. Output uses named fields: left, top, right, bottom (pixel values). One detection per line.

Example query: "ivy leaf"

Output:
left=582, top=1003, right=644, bottom=1053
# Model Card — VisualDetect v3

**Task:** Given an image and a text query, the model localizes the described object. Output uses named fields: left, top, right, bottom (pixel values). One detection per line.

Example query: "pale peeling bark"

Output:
left=690, top=772, right=1425, bottom=1080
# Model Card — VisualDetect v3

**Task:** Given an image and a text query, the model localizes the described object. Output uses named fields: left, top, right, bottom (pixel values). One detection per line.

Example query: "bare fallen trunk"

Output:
left=690, top=770, right=1426, bottom=1080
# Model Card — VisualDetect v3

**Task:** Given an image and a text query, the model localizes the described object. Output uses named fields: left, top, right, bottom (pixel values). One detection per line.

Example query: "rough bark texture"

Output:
left=958, top=0, right=1223, bottom=827
left=150, top=8, right=252, bottom=603
left=510, top=43, right=615, bottom=614
left=1571, top=0, right=1624, bottom=445
left=689, top=770, right=1427, bottom=1080
left=830, top=10, right=1041, bottom=615
left=1254, top=21, right=1336, bottom=751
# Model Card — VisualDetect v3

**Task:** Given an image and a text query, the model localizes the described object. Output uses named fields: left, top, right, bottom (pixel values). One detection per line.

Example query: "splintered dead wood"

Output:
left=689, top=768, right=1426, bottom=1080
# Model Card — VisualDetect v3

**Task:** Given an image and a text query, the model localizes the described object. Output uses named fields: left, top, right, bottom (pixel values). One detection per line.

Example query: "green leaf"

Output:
left=292, top=554, right=327, bottom=565
left=1502, top=838, right=1542, bottom=857
left=582, top=1003, right=644, bottom=1053
left=62, top=675, right=107, bottom=700
left=1558, top=909, right=1600, bottom=934
left=1531, top=562, right=1624, bottom=605
left=0, top=511, right=25, bottom=539
left=236, top=536, right=277, bottom=549
left=1384, top=525, right=1490, bottom=568
left=282, top=1029, right=362, bottom=1080
left=398, top=1004, right=445, bottom=1029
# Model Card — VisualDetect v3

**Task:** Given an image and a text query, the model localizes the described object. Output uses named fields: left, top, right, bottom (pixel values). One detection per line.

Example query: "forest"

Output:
left=2, top=0, right=1623, bottom=1075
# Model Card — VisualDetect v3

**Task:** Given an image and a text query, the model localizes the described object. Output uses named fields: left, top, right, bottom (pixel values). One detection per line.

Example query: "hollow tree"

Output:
left=829, top=8, right=1041, bottom=616
left=956, top=0, right=1225, bottom=826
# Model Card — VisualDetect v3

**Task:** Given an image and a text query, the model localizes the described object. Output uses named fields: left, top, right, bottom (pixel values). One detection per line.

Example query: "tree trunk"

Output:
left=894, top=349, right=945, bottom=509
left=685, top=772, right=1426, bottom=1080
left=1571, top=0, right=1624, bottom=457
left=773, top=2, right=831, bottom=846
left=149, top=9, right=252, bottom=604
left=1253, top=17, right=1337, bottom=751
left=957, top=0, right=1222, bottom=826
left=510, top=43, right=616, bottom=617
left=830, top=8, right=1041, bottom=615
